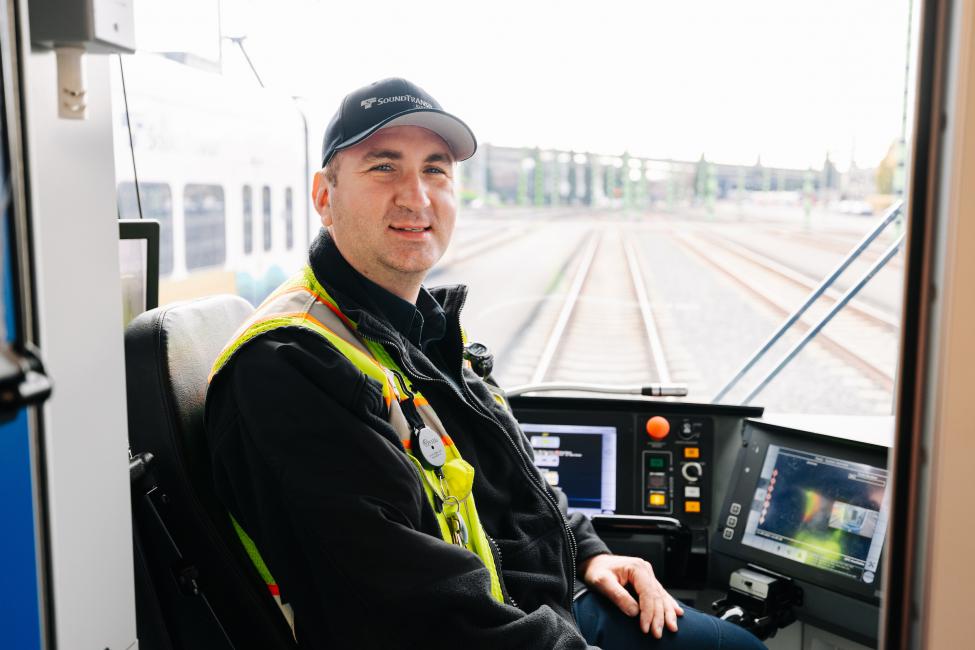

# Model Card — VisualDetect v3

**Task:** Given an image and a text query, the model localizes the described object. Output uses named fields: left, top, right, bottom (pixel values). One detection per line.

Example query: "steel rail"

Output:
left=623, top=238, right=672, bottom=384
left=677, top=231, right=896, bottom=395
left=706, top=234, right=899, bottom=328
left=740, top=233, right=905, bottom=405
left=524, top=226, right=687, bottom=397
left=712, top=200, right=903, bottom=402
left=529, top=231, right=600, bottom=385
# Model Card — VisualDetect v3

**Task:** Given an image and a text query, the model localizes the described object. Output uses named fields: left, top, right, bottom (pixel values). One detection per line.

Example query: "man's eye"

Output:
left=370, top=163, right=393, bottom=171
left=426, top=167, right=447, bottom=174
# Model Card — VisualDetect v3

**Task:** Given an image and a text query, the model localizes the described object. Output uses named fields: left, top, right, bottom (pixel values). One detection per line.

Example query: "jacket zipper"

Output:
left=449, top=289, right=578, bottom=607
left=486, top=533, right=518, bottom=608
left=359, top=294, right=578, bottom=613
left=454, top=351, right=579, bottom=605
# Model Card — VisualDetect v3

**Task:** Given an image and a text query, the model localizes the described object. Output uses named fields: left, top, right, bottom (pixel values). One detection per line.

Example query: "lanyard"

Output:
left=387, top=367, right=470, bottom=547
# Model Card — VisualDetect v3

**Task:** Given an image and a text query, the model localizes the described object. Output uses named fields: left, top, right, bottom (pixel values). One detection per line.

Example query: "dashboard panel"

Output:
left=509, top=395, right=892, bottom=645
left=509, top=396, right=763, bottom=529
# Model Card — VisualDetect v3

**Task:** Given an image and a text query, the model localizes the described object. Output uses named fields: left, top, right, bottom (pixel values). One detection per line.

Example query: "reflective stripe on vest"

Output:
left=209, top=267, right=505, bottom=610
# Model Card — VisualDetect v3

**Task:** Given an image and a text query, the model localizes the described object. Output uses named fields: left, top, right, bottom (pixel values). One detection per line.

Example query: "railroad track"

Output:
left=704, top=232, right=899, bottom=328
left=674, top=229, right=899, bottom=396
left=433, top=207, right=600, bottom=277
left=760, top=227, right=905, bottom=271
left=503, top=226, right=671, bottom=389
left=432, top=222, right=536, bottom=276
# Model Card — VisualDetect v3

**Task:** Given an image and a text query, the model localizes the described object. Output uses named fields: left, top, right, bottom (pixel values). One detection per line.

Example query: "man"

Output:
left=205, top=78, right=765, bottom=649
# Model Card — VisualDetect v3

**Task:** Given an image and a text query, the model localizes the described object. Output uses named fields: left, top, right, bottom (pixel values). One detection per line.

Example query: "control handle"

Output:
left=506, top=382, right=688, bottom=398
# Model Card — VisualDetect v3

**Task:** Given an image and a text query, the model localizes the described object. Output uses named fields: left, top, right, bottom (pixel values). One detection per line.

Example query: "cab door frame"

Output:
left=14, top=0, right=138, bottom=646
left=884, top=0, right=975, bottom=647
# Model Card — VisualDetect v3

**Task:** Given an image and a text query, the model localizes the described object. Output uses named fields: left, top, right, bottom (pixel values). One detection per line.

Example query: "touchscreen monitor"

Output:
left=713, top=420, right=891, bottom=602
left=740, top=444, right=888, bottom=586
left=522, top=422, right=617, bottom=517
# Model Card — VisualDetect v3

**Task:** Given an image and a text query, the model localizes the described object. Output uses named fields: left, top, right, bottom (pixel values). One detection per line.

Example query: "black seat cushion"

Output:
left=126, top=295, right=296, bottom=649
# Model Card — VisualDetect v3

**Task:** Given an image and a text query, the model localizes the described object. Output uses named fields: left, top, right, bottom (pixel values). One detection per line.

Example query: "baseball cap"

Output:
left=320, top=77, right=477, bottom=168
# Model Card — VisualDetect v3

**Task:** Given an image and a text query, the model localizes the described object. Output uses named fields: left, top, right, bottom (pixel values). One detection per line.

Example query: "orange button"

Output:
left=685, top=501, right=701, bottom=513
left=648, top=492, right=667, bottom=507
left=684, top=447, right=700, bottom=459
left=646, top=416, right=670, bottom=440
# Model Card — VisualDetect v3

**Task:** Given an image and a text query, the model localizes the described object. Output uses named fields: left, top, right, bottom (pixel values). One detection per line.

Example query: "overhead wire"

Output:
left=226, top=36, right=265, bottom=88
left=117, top=54, right=143, bottom=220
left=224, top=34, right=312, bottom=248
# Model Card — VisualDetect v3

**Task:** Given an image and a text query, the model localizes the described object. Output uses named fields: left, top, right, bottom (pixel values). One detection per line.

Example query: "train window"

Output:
left=242, top=185, right=254, bottom=255
left=262, top=186, right=272, bottom=252
left=367, top=1, right=907, bottom=418
left=108, top=1, right=913, bottom=416
left=116, top=182, right=174, bottom=276
left=284, top=187, right=294, bottom=251
left=184, top=184, right=226, bottom=270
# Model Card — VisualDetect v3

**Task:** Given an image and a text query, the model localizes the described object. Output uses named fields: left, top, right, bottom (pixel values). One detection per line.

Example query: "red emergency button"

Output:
left=646, top=416, right=670, bottom=440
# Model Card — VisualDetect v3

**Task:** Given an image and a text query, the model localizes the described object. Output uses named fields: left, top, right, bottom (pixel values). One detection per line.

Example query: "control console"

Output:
left=508, top=396, right=762, bottom=527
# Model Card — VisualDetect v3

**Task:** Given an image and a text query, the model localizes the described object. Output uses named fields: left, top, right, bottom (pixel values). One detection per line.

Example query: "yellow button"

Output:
left=684, top=447, right=700, bottom=459
left=649, top=493, right=666, bottom=507
left=685, top=501, right=701, bottom=513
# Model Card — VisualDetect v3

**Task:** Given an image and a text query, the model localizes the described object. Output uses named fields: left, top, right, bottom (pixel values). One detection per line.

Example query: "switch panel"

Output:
left=639, top=415, right=713, bottom=524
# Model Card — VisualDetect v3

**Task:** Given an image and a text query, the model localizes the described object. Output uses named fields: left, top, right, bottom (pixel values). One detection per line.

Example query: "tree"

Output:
left=875, top=140, right=900, bottom=195
left=693, top=154, right=708, bottom=201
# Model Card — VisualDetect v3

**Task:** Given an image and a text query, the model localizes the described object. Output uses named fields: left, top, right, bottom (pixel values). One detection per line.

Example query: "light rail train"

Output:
left=2, top=1, right=973, bottom=649
left=111, top=53, right=311, bottom=307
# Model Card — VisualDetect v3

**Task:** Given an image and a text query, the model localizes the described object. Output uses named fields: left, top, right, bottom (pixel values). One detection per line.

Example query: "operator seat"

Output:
left=125, top=295, right=297, bottom=649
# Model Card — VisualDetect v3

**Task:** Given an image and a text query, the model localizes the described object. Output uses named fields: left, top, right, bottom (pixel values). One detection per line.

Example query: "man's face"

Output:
left=316, top=126, right=457, bottom=292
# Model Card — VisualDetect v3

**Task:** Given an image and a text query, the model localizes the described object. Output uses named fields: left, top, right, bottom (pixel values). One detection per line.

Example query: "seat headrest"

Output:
left=125, top=294, right=253, bottom=508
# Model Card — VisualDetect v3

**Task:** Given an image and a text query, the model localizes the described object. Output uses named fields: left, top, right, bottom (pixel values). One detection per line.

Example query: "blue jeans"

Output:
left=573, top=590, right=767, bottom=649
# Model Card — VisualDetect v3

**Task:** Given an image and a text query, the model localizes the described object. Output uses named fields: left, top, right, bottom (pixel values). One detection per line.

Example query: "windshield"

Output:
left=113, top=0, right=914, bottom=415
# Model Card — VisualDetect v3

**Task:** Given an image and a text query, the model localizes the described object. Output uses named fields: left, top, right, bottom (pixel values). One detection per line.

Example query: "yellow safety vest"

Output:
left=208, top=266, right=505, bottom=623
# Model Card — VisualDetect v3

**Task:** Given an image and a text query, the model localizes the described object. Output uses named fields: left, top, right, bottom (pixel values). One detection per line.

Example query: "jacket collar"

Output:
left=307, top=229, right=469, bottom=345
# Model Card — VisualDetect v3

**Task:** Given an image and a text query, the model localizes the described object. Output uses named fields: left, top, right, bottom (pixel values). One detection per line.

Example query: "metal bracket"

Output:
left=0, top=343, right=52, bottom=418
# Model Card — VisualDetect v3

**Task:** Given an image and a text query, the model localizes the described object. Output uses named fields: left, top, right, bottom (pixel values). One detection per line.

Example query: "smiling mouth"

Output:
left=390, top=226, right=431, bottom=232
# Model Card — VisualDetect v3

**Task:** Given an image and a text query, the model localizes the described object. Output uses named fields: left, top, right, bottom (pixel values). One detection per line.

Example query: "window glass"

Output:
left=242, top=185, right=253, bottom=254
left=285, top=187, right=294, bottom=250
left=109, top=54, right=307, bottom=307
left=184, top=184, right=225, bottom=270
left=117, top=182, right=174, bottom=276
left=297, top=0, right=908, bottom=417
left=110, top=1, right=915, bottom=415
left=262, top=186, right=272, bottom=252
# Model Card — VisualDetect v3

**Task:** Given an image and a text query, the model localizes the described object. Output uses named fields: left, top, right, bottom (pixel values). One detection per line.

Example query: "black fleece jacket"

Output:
left=205, top=231, right=610, bottom=649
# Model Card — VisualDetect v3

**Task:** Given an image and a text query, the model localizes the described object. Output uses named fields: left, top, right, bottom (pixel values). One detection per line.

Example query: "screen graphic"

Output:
left=741, top=445, right=889, bottom=585
left=521, top=423, right=617, bottom=517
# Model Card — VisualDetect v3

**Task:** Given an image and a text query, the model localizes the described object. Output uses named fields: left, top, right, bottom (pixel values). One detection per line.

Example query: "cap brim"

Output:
left=333, top=108, right=477, bottom=162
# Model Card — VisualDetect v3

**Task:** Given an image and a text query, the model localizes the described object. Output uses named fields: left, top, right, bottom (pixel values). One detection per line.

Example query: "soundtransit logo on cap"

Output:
left=360, top=94, right=434, bottom=110
left=321, top=77, right=477, bottom=167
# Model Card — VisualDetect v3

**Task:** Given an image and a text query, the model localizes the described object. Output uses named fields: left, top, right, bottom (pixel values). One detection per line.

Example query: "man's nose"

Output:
left=394, top=172, right=432, bottom=212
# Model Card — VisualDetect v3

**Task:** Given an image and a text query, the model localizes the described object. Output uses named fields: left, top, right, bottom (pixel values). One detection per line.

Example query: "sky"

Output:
left=136, top=0, right=915, bottom=171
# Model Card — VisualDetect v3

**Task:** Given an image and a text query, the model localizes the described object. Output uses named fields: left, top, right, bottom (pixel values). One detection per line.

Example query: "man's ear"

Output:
left=312, top=170, right=333, bottom=227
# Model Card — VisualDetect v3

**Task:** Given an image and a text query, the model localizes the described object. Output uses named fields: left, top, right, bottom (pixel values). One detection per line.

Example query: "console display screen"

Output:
left=741, top=444, right=889, bottom=586
left=522, top=423, right=617, bottom=517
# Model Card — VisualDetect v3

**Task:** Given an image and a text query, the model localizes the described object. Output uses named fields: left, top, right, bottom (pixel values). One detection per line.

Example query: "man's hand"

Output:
left=579, top=554, right=684, bottom=639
